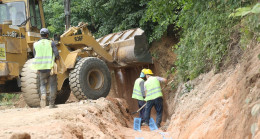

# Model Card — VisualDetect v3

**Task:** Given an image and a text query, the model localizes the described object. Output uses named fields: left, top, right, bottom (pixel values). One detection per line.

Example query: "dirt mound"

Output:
left=0, top=98, right=130, bottom=138
left=0, top=97, right=168, bottom=138
left=166, top=43, right=260, bottom=138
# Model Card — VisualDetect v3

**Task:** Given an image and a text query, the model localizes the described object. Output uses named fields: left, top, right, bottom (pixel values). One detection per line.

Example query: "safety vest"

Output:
left=144, top=76, right=162, bottom=101
left=31, top=39, right=54, bottom=70
left=132, top=78, right=144, bottom=101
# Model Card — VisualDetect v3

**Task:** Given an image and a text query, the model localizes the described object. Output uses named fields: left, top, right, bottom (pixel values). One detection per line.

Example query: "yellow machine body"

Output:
left=0, top=0, right=152, bottom=93
left=0, top=0, right=45, bottom=85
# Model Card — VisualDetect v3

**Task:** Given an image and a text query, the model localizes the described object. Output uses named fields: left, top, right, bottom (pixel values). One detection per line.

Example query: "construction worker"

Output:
left=31, top=28, right=60, bottom=108
left=142, top=69, right=167, bottom=128
left=132, top=69, right=147, bottom=124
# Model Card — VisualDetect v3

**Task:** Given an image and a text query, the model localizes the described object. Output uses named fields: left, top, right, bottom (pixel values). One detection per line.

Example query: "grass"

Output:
left=0, top=93, right=20, bottom=106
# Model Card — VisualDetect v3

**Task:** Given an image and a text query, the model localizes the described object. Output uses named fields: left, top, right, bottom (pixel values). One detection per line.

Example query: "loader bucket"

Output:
left=97, top=28, right=152, bottom=67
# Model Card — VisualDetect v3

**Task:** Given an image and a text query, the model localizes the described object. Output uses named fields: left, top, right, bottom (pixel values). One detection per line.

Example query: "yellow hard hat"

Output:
left=145, top=69, right=153, bottom=75
left=141, top=68, right=147, bottom=73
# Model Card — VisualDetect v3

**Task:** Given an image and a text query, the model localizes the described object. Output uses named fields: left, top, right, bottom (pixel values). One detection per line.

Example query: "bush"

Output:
left=175, top=0, right=256, bottom=81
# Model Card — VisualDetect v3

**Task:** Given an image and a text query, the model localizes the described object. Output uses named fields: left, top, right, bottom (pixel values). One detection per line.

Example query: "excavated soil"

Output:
left=0, top=97, right=170, bottom=139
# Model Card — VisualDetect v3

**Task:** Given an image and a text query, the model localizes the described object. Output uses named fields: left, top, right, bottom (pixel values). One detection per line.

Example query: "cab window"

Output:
left=0, top=2, right=26, bottom=25
left=29, top=0, right=42, bottom=29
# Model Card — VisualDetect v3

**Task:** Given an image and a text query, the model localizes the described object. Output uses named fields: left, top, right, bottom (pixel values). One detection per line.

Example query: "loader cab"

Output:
left=0, top=0, right=26, bottom=26
left=0, top=0, right=45, bottom=35
left=0, top=0, right=45, bottom=87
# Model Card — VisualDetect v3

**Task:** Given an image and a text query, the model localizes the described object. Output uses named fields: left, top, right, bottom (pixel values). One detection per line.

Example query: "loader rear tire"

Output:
left=21, top=59, right=71, bottom=107
left=21, top=59, right=40, bottom=107
left=69, top=57, right=111, bottom=100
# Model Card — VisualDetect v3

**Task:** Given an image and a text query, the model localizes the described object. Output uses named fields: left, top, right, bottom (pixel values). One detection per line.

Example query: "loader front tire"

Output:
left=69, top=57, right=111, bottom=100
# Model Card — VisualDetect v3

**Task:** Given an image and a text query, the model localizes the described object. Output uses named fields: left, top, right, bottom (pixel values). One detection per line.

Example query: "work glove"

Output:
left=50, top=63, right=57, bottom=75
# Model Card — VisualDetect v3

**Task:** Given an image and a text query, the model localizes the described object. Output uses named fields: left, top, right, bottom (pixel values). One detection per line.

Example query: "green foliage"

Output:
left=42, top=0, right=258, bottom=82
left=0, top=93, right=19, bottom=106
left=170, top=81, right=177, bottom=90
left=43, top=0, right=93, bottom=36
left=43, top=0, right=65, bottom=35
left=175, top=0, right=256, bottom=81
left=43, top=0, right=182, bottom=42
left=180, top=83, right=193, bottom=96
left=141, top=0, right=186, bottom=42
left=151, top=51, right=159, bottom=59
left=230, top=3, right=260, bottom=48
left=86, top=0, right=149, bottom=38
left=229, top=3, right=260, bottom=17
left=43, top=0, right=149, bottom=38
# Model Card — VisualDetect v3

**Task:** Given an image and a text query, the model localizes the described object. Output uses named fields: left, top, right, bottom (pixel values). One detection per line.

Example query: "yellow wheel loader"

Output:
left=0, top=0, right=152, bottom=107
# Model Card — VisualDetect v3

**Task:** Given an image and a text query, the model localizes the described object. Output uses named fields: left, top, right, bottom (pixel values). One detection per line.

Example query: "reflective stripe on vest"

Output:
left=31, top=39, right=54, bottom=70
left=144, top=76, right=162, bottom=101
left=132, top=78, right=144, bottom=100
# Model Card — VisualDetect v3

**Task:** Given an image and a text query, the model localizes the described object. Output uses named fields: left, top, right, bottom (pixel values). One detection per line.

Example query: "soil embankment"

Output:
left=166, top=43, right=260, bottom=138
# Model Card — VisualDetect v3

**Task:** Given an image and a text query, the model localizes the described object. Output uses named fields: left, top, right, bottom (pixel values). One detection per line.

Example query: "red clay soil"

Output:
left=166, top=43, right=260, bottom=138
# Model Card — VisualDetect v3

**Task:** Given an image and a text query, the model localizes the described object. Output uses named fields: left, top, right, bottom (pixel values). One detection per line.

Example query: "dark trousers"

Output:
left=39, top=72, right=57, bottom=105
left=144, top=97, right=163, bottom=127
left=138, top=100, right=146, bottom=123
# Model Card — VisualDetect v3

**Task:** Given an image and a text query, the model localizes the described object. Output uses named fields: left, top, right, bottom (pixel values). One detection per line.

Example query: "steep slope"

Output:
left=166, top=43, right=260, bottom=138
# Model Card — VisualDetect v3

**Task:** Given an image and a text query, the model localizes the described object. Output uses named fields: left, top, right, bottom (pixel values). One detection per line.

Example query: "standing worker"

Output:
left=132, top=69, right=147, bottom=124
left=31, top=28, right=60, bottom=108
left=143, top=69, right=167, bottom=128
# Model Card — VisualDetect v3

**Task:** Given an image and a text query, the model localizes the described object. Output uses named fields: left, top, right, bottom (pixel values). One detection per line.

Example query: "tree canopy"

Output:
left=43, top=0, right=259, bottom=81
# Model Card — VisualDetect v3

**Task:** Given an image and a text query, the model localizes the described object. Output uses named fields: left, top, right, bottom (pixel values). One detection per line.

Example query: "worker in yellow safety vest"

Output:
left=142, top=69, right=167, bottom=128
left=31, top=28, right=60, bottom=108
left=132, top=68, right=147, bottom=123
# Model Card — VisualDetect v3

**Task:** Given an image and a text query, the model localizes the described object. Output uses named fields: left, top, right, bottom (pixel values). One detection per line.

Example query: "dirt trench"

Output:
left=108, top=35, right=178, bottom=124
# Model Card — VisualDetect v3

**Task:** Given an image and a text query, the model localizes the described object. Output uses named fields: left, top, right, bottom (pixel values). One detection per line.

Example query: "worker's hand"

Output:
left=55, top=55, right=60, bottom=61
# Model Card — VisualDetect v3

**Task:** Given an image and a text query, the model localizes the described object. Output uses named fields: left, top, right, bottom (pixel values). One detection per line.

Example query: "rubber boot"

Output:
left=49, top=95, right=57, bottom=109
left=49, top=100, right=57, bottom=108
left=49, top=104, right=57, bottom=109
left=40, top=94, right=46, bottom=108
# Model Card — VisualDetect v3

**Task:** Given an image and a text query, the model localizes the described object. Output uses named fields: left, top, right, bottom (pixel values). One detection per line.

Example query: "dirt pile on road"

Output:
left=166, top=43, right=260, bottom=138
left=0, top=97, right=169, bottom=139
left=0, top=98, right=132, bottom=139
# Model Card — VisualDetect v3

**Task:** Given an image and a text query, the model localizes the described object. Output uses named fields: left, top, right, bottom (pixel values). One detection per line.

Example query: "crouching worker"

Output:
left=31, top=28, right=60, bottom=108
left=132, top=69, right=147, bottom=124
left=143, top=69, right=167, bottom=128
